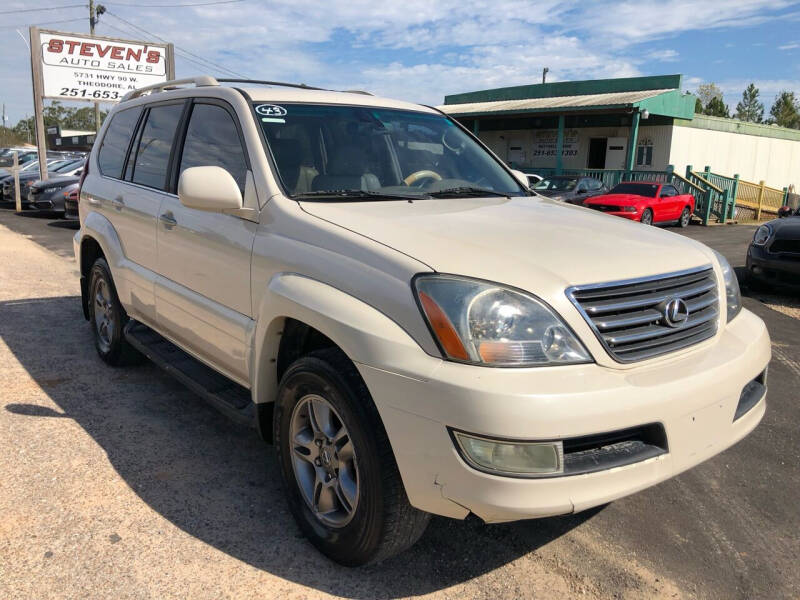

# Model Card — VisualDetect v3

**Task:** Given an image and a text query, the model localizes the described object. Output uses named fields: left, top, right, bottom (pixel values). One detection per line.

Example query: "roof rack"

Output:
left=121, top=76, right=219, bottom=102
left=216, top=78, right=325, bottom=91
left=218, top=79, right=373, bottom=95
left=119, top=76, right=374, bottom=103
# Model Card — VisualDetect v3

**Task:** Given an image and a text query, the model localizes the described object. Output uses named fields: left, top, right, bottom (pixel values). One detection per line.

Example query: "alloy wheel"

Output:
left=93, top=278, right=114, bottom=353
left=289, top=394, right=359, bottom=527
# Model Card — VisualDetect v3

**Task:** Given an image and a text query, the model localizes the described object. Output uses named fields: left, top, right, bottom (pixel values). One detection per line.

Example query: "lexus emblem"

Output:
left=662, top=298, right=690, bottom=328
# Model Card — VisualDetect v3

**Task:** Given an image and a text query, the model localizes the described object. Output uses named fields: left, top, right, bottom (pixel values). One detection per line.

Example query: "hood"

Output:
left=300, top=196, right=715, bottom=302
left=31, top=175, right=79, bottom=190
left=535, top=189, right=573, bottom=199
left=771, top=217, right=800, bottom=239
left=585, top=193, right=645, bottom=205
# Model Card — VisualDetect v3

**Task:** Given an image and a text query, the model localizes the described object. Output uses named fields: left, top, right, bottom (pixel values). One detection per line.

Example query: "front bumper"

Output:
left=358, top=308, right=770, bottom=522
left=747, top=244, right=800, bottom=285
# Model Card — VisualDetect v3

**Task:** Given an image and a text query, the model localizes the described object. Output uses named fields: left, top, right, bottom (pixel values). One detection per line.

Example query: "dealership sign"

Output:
left=37, top=30, right=173, bottom=103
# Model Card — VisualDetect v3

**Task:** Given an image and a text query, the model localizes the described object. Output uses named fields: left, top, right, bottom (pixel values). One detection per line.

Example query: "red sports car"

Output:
left=582, top=181, right=695, bottom=227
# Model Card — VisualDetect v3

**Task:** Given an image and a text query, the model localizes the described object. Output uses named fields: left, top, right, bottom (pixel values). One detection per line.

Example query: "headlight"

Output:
left=622, top=206, right=638, bottom=213
left=753, top=225, right=772, bottom=246
left=414, top=275, right=591, bottom=366
left=712, top=250, right=741, bottom=322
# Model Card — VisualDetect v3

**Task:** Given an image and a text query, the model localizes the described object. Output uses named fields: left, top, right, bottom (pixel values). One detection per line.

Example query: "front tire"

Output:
left=274, top=348, right=429, bottom=566
left=87, top=257, right=141, bottom=365
left=640, top=208, right=654, bottom=225
left=678, top=207, right=691, bottom=228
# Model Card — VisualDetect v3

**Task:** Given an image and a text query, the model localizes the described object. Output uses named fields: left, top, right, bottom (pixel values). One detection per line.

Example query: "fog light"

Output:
left=453, top=431, right=564, bottom=476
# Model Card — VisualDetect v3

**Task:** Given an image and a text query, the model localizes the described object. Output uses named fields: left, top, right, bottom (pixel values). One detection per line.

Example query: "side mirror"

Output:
left=510, top=169, right=530, bottom=188
left=178, top=166, right=242, bottom=212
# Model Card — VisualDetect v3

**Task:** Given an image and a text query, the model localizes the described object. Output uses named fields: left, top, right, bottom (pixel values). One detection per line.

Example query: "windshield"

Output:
left=52, top=159, right=82, bottom=173
left=533, top=177, right=578, bottom=191
left=610, top=183, right=659, bottom=197
left=254, top=103, right=526, bottom=199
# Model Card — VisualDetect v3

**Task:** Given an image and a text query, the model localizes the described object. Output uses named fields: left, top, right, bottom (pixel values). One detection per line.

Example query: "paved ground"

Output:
left=0, top=210, right=798, bottom=600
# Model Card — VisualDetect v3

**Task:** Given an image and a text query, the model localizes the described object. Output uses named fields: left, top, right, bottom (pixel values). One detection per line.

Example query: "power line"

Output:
left=105, top=10, right=247, bottom=78
left=0, top=4, right=85, bottom=15
left=0, top=17, right=86, bottom=30
left=99, top=18, right=245, bottom=78
left=104, top=0, right=245, bottom=7
left=101, top=20, right=228, bottom=73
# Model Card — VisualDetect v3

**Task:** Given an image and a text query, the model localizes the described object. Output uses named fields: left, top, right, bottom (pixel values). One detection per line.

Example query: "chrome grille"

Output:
left=568, top=267, right=719, bottom=363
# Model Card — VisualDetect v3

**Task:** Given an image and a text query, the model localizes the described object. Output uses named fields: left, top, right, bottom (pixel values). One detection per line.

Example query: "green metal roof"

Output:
left=675, top=113, right=800, bottom=142
left=442, top=74, right=696, bottom=120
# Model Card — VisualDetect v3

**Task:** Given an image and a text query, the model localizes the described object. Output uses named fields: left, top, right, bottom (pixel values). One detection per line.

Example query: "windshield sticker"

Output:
left=261, top=117, right=286, bottom=124
left=255, top=104, right=287, bottom=117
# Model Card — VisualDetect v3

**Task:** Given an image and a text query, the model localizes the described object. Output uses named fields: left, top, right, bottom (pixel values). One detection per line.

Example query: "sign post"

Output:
left=12, top=152, right=22, bottom=213
left=27, top=26, right=174, bottom=182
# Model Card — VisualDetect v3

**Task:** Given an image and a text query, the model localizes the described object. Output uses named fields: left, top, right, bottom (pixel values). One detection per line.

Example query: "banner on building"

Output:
left=533, top=129, right=579, bottom=158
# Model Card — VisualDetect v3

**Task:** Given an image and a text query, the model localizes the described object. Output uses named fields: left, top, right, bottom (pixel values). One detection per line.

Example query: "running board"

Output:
left=124, top=320, right=255, bottom=427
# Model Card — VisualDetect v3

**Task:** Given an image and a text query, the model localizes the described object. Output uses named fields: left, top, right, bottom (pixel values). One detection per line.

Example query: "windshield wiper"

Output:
left=295, top=189, right=428, bottom=201
left=428, top=186, right=510, bottom=198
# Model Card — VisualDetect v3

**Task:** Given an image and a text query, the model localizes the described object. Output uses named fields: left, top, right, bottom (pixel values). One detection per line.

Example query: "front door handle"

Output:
left=159, top=212, right=177, bottom=229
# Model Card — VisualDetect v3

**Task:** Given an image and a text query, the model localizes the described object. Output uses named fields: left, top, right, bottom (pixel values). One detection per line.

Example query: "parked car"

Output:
left=0, top=160, right=57, bottom=200
left=6, top=159, right=84, bottom=207
left=75, top=76, right=769, bottom=566
left=526, top=173, right=543, bottom=188
left=583, top=181, right=695, bottom=227
left=30, top=172, right=83, bottom=214
left=63, top=184, right=80, bottom=220
left=532, top=175, right=608, bottom=204
left=746, top=212, right=800, bottom=288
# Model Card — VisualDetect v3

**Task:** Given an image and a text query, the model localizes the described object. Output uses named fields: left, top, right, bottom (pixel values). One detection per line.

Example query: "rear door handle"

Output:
left=159, top=212, right=177, bottom=229
left=111, top=196, right=125, bottom=211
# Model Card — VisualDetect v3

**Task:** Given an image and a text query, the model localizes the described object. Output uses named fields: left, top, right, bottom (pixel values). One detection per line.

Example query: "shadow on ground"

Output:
left=0, top=295, right=601, bottom=598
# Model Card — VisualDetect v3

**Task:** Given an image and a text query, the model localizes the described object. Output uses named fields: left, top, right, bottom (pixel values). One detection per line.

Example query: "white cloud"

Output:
left=0, top=0, right=795, bottom=123
left=778, top=42, right=800, bottom=50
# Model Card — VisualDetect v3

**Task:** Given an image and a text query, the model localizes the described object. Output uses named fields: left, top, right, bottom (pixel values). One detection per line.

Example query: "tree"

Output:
left=696, top=83, right=724, bottom=108
left=704, top=96, right=730, bottom=118
left=769, top=91, right=800, bottom=129
left=695, top=97, right=703, bottom=113
left=735, top=83, right=764, bottom=122
left=9, top=101, right=108, bottom=144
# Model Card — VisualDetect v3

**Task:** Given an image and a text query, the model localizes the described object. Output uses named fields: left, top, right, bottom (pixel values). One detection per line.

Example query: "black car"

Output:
left=531, top=175, right=609, bottom=205
left=746, top=208, right=800, bottom=288
left=1, top=159, right=83, bottom=203
left=28, top=175, right=82, bottom=213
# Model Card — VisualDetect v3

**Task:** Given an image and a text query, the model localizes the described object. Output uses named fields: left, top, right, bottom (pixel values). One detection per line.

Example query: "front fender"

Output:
left=251, top=273, right=439, bottom=408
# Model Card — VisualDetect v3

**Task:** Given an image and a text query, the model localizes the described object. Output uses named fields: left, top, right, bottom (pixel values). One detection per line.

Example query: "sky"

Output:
left=1, top=0, right=799, bottom=125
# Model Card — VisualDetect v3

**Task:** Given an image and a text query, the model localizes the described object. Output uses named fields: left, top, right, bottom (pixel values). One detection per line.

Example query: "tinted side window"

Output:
left=178, top=103, right=248, bottom=192
left=131, top=104, right=183, bottom=191
left=97, top=107, right=141, bottom=178
left=663, top=185, right=678, bottom=196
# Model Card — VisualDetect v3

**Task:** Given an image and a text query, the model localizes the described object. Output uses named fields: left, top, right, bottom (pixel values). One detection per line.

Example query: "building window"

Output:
left=636, top=140, right=653, bottom=167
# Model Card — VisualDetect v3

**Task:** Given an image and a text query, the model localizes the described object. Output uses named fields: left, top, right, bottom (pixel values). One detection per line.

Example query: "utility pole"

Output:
left=89, top=0, right=106, bottom=133
left=542, top=67, right=549, bottom=84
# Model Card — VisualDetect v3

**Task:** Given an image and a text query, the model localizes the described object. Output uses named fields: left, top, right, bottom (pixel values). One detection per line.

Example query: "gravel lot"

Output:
left=0, top=211, right=798, bottom=600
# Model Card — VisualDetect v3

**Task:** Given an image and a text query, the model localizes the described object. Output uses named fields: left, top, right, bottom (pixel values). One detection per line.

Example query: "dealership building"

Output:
left=438, top=74, right=800, bottom=192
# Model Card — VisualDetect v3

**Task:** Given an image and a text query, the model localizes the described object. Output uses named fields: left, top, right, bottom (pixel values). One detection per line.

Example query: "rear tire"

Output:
left=87, top=257, right=142, bottom=366
left=678, top=207, right=691, bottom=228
left=640, top=208, right=654, bottom=225
left=274, top=348, right=430, bottom=566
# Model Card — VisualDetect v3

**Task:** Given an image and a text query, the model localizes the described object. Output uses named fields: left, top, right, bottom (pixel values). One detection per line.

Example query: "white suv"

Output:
left=74, top=76, right=771, bottom=566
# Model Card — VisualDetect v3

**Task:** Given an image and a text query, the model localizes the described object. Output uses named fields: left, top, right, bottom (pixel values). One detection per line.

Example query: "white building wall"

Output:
left=669, top=125, right=800, bottom=190
left=478, top=125, right=673, bottom=171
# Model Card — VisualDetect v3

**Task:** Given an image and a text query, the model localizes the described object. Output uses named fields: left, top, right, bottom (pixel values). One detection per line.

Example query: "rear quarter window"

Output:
left=97, top=107, right=142, bottom=179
